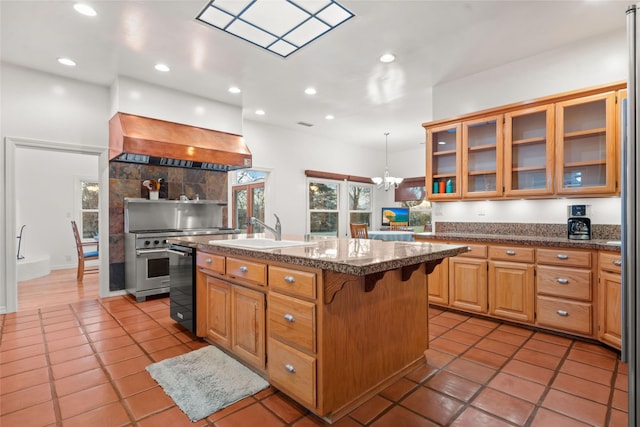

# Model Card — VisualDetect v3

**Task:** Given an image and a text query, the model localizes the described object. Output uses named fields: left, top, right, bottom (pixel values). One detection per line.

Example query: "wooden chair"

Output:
left=389, top=221, right=409, bottom=231
left=71, top=220, right=99, bottom=281
left=350, top=223, right=369, bottom=238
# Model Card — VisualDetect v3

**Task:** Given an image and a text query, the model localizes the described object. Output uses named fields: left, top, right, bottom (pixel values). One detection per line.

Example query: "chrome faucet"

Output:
left=250, top=214, right=281, bottom=241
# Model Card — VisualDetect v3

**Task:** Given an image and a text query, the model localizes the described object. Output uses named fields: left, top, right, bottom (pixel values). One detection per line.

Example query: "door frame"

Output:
left=2, top=137, right=110, bottom=313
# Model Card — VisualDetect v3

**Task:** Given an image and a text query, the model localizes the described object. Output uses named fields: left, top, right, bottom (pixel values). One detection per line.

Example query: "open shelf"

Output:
left=433, top=149, right=457, bottom=156
left=512, top=136, right=546, bottom=146
left=468, top=144, right=497, bottom=152
left=468, top=170, right=497, bottom=176
left=512, top=165, right=546, bottom=172
left=564, top=160, right=607, bottom=168
left=563, top=128, right=606, bottom=140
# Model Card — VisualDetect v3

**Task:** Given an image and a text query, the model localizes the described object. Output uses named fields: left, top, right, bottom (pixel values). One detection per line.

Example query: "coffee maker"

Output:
left=567, top=204, right=591, bottom=240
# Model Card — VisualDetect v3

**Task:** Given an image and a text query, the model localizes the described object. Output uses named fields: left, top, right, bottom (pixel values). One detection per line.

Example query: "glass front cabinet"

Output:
left=426, top=123, right=461, bottom=200
left=504, top=104, right=555, bottom=197
left=462, top=115, right=503, bottom=199
left=424, top=83, right=623, bottom=201
left=555, top=92, right=617, bottom=195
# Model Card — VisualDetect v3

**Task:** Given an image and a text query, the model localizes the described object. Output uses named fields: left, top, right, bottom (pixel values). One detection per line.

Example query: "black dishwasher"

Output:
left=168, top=244, right=196, bottom=333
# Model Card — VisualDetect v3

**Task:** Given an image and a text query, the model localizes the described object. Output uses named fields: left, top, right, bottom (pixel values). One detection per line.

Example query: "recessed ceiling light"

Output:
left=154, top=63, right=170, bottom=72
left=228, top=86, right=241, bottom=94
left=325, top=115, right=334, bottom=120
left=305, top=87, right=317, bottom=95
left=379, top=53, right=396, bottom=63
left=57, top=57, right=76, bottom=67
left=255, top=109, right=265, bottom=115
left=73, top=3, right=97, bottom=17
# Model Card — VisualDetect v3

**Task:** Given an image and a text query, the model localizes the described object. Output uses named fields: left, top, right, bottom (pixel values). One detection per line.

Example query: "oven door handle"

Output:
left=136, top=248, right=168, bottom=256
left=166, top=249, right=192, bottom=257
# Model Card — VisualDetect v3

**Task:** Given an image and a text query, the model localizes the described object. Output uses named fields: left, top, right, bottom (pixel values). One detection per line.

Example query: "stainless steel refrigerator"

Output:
left=624, top=4, right=639, bottom=426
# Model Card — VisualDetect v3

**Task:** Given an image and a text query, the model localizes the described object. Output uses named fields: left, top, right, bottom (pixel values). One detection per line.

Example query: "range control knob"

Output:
left=163, top=239, right=168, bottom=244
left=153, top=240, right=160, bottom=245
left=144, top=240, right=151, bottom=246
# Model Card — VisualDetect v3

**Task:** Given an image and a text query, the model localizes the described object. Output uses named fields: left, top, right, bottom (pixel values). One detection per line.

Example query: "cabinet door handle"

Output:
left=556, top=310, right=569, bottom=317
left=284, top=275, right=296, bottom=283
left=506, top=250, right=516, bottom=256
left=239, top=265, right=248, bottom=273
left=556, top=254, right=569, bottom=260
left=284, top=313, right=295, bottom=323
left=556, top=278, right=569, bottom=284
left=284, top=364, right=296, bottom=373
left=205, top=258, right=212, bottom=264
left=613, top=259, right=622, bottom=266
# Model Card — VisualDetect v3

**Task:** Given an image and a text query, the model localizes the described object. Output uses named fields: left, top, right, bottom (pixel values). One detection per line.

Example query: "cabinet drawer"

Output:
left=537, top=266, right=592, bottom=301
left=536, top=296, right=592, bottom=335
left=269, top=267, right=316, bottom=300
left=226, top=257, right=267, bottom=286
left=489, top=245, right=535, bottom=263
left=268, top=338, right=316, bottom=407
left=599, top=252, right=622, bottom=274
left=456, top=243, right=487, bottom=259
left=197, top=252, right=225, bottom=275
left=269, top=293, right=316, bottom=353
left=536, top=248, right=592, bottom=268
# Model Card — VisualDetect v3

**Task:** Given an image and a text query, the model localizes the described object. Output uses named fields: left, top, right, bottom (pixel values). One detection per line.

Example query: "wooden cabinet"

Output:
left=232, top=285, right=265, bottom=369
left=598, top=251, right=622, bottom=349
left=504, top=104, right=555, bottom=197
left=267, top=265, right=319, bottom=409
left=462, top=115, right=503, bottom=198
left=427, top=257, right=449, bottom=305
left=426, top=123, right=461, bottom=200
left=423, top=82, right=624, bottom=201
left=488, top=246, right=535, bottom=323
left=197, top=251, right=266, bottom=371
left=449, top=247, right=488, bottom=314
left=535, top=248, right=594, bottom=336
left=555, top=92, right=617, bottom=195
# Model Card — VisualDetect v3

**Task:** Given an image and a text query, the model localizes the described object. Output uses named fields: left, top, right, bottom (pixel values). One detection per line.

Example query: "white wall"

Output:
left=429, top=29, right=626, bottom=226
left=15, top=148, right=99, bottom=268
left=111, top=77, right=243, bottom=135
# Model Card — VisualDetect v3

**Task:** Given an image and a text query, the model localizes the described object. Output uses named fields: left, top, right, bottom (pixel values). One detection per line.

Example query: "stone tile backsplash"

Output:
left=435, top=222, right=621, bottom=240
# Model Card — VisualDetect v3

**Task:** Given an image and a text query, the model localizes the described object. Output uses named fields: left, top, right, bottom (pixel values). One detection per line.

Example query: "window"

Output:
left=80, top=179, right=99, bottom=239
left=308, top=180, right=340, bottom=236
left=231, top=170, right=266, bottom=231
left=349, top=183, right=372, bottom=226
left=307, top=178, right=373, bottom=237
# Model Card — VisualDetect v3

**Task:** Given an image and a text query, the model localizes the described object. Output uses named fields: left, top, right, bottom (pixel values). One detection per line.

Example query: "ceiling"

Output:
left=0, top=1, right=630, bottom=151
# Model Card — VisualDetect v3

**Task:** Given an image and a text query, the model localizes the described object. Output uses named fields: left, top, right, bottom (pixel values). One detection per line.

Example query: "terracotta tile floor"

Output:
left=0, top=297, right=629, bottom=426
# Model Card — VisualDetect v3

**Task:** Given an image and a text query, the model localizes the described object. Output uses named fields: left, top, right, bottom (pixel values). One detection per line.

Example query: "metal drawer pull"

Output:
left=613, top=259, right=622, bottom=266
left=284, top=364, right=296, bottom=373
left=284, top=313, right=295, bottom=323
left=206, top=258, right=212, bottom=264
left=556, top=310, right=569, bottom=317
left=506, top=250, right=516, bottom=256
left=239, top=266, right=248, bottom=273
left=284, top=275, right=296, bottom=283
left=556, top=278, right=569, bottom=284
left=556, top=254, right=569, bottom=260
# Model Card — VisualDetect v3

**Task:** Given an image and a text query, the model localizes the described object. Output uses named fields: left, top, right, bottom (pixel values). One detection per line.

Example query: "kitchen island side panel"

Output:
left=319, top=265, right=429, bottom=417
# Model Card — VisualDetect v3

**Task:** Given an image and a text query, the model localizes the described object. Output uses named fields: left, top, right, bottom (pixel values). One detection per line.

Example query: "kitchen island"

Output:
left=170, top=234, right=467, bottom=423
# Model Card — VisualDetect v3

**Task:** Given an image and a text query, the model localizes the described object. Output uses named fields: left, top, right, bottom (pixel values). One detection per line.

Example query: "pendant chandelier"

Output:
left=372, top=132, right=403, bottom=191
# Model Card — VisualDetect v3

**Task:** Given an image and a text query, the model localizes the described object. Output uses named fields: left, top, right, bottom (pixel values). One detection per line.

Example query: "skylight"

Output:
left=196, top=0, right=354, bottom=58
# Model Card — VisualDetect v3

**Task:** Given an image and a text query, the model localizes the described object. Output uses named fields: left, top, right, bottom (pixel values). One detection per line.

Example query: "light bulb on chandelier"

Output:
left=372, top=132, right=403, bottom=191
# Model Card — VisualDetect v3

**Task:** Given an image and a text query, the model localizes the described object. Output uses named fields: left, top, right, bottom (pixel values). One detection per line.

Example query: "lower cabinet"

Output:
left=488, top=260, right=535, bottom=323
left=201, top=275, right=266, bottom=370
left=449, top=256, right=488, bottom=313
left=598, top=251, right=622, bottom=349
left=427, top=258, right=449, bottom=305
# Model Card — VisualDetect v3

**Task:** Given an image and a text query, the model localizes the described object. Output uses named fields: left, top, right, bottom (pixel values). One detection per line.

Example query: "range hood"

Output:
left=109, top=112, right=252, bottom=171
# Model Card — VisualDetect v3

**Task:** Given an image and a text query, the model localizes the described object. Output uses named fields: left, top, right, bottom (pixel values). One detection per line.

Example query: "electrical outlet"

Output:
left=477, top=205, right=486, bottom=216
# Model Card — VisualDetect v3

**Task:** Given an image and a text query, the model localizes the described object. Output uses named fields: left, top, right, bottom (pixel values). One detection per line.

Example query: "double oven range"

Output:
left=124, top=198, right=239, bottom=332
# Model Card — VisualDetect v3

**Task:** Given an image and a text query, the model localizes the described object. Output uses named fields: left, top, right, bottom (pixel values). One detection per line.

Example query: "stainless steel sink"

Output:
left=208, top=238, right=316, bottom=250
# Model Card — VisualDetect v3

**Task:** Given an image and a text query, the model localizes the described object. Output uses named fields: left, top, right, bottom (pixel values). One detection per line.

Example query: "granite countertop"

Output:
left=170, top=233, right=468, bottom=276
left=414, top=232, right=622, bottom=252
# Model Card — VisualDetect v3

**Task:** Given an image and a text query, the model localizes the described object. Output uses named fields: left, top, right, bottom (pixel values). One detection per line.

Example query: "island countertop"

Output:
left=170, top=233, right=468, bottom=276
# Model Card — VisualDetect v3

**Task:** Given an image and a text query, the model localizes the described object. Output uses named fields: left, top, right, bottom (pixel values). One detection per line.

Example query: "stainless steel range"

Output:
left=124, top=198, right=239, bottom=302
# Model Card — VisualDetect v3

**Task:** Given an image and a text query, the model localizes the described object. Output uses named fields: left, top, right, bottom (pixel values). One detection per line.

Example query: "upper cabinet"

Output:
left=555, top=92, right=617, bottom=195
left=462, top=115, right=503, bottom=198
left=504, top=104, right=555, bottom=197
left=426, top=123, right=461, bottom=200
left=424, top=82, right=624, bottom=201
